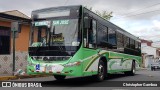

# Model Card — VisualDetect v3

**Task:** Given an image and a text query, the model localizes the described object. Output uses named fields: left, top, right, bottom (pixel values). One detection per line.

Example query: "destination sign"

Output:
left=34, top=21, right=50, bottom=26
left=53, top=20, right=69, bottom=25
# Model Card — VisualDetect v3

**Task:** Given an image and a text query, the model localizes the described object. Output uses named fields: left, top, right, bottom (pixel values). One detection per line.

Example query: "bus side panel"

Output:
left=107, top=51, right=141, bottom=74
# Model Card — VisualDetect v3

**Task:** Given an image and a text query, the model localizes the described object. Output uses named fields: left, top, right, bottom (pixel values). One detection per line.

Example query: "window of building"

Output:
left=0, top=26, right=11, bottom=54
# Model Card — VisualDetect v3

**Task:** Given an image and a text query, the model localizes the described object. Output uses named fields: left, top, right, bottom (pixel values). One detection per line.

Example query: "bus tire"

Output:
left=95, top=60, right=106, bottom=81
left=124, top=61, right=135, bottom=76
left=54, top=75, right=66, bottom=81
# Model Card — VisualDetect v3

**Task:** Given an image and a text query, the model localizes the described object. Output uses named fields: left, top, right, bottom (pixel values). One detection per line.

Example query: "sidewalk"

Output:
left=0, top=74, right=17, bottom=80
left=0, top=74, right=51, bottom=81
left=141, top=68, right=148, bottom=70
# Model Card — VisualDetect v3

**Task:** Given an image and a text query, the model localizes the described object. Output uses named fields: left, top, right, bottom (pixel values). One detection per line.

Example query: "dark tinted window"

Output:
left=124, top=36, right=129, bottom=48
left=135, top=41, right=139, bottom=50
left=130, top=39, right=135, bottom=49
left=117, top=32, right=123, bottom=48
left=108, top=28, right=116, bottom=46
left=0, top=26, right=10, bottom=54
left=97, top=23, right=108, bottom=48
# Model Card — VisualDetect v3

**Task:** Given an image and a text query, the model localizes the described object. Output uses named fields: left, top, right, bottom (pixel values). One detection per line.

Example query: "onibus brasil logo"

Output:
left=1, top=82, right=42, bottom=87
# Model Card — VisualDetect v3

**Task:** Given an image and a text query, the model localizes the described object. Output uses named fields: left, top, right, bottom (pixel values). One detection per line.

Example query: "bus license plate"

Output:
left=46, top=65, right=52, bottom=72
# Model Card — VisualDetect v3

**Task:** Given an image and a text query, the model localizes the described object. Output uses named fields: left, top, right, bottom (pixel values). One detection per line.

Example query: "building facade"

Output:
left=0, top=10, right=31, bottom=75
left=141, top=39, right=160, bottom=68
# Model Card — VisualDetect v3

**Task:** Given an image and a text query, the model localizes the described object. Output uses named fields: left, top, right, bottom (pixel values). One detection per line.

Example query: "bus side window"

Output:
left=108, top=28, right=116, bottom=48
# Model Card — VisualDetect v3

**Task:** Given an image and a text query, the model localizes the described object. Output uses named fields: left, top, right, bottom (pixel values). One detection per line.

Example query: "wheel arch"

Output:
left=100, top=56, right=107, bottom=64
left=132, top=59, right=136, bottom=67
left=133, top=59, right=136, bottom=63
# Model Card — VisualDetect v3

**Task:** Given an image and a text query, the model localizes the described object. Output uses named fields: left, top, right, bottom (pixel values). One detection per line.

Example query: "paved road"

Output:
left=1, top=69, right=160, bottom=90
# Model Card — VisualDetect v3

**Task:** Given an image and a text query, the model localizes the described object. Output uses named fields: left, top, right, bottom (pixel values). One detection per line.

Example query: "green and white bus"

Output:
left=27, top=5, right=142, bottom=81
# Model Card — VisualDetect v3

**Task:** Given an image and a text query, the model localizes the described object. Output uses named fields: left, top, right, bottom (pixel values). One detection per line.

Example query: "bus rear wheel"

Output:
left=54, top=75, right=66, bottom=81
left=124, top=61, right=135, bottom=76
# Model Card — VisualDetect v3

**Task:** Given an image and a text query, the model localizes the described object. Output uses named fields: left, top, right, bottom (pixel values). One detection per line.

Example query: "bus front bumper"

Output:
left=27, top=61, right=83, bottom=76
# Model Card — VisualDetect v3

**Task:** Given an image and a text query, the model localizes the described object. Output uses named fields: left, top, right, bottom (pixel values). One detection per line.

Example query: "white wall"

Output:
left=141, top=44, right=157, bottom=58
left=145, top=56, right=154, bottom=68
left=141, top=42, right=158, bottom=68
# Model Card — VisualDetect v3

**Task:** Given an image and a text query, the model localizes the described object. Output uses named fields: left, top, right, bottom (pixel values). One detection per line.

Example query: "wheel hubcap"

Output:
left=98, top=65, right=104, bottom=79
left=133, top=64, right=135, bottom=74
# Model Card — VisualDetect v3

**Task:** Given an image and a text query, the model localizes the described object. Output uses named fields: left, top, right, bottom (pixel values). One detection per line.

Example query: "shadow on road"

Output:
left=41, top=74, right=138, bottom=87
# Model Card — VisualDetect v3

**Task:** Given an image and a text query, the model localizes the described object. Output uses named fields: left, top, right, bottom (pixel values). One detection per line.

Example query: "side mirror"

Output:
left=84, top=16, right=91, bottom=29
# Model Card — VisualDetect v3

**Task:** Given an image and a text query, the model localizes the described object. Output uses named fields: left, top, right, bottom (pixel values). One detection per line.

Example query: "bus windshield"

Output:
left=31, top=19, right=80, bottom=47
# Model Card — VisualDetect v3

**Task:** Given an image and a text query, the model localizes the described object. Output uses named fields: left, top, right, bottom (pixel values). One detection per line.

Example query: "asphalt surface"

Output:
left=1, top=69, right=160, bottom=90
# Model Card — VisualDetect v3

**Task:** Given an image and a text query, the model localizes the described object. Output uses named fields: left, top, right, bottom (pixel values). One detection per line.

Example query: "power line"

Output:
left=119, top=2, right=160, bottom=16
left=112, top=2, right=160, bottom=20
left=113, top=9, right=160, bottom=20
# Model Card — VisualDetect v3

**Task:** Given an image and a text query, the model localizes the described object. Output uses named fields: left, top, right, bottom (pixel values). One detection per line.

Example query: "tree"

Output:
left=85, top=6, right=113, bottom=20
left=95, top=10, right=113, bottom=20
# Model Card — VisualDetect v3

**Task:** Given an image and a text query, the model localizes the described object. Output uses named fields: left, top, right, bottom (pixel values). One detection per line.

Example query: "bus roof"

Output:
left=32, top=5, right=81, bottom=13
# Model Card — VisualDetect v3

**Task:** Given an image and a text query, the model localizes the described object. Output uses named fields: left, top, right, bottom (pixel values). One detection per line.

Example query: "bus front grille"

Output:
left=31, top=56, right=71, bottom=61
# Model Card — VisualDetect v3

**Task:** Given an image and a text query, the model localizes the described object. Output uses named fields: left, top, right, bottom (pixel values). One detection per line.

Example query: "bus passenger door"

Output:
left=83, top=17, right=98, bottom=72
left=83, top=18, right=97, bottom=49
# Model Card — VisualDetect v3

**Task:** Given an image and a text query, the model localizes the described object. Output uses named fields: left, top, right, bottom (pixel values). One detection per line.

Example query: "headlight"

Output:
left=64, top=61, right=82, bottom=67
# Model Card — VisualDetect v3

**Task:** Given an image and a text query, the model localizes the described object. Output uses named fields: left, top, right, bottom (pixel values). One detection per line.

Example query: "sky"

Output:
left=1, top=0, right=160, bottom=43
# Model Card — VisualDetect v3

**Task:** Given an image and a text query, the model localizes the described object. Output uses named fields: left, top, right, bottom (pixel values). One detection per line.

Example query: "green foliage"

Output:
left=95, top=10, right=113, bottom=20
left=85, top=6, right=113, bottom=20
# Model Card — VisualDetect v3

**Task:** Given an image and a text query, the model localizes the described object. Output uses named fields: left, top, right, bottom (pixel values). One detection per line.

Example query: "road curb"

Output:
left=0, top=76, right=17, bottom=81
left=0, top=75, right=50, bottom=81
left=141, top=68, right=148, bottom=70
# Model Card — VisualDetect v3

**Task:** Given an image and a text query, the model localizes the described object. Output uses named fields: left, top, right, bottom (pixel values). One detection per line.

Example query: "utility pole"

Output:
left=12, top=28, right=16, bottom=75
left=11, top=22, right=19, bottom=75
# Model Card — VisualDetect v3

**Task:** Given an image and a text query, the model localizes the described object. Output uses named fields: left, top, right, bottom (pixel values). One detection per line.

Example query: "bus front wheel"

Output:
left=95, top=60, right=106, bottom=81
left=54, top=75, right=66, bottom=81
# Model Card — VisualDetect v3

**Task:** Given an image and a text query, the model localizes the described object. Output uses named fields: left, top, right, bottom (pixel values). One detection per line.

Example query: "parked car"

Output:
left=151, top=60, right=160, bottom=71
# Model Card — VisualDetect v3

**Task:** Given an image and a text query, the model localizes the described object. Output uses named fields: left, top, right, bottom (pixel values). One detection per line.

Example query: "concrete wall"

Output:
left=141, top=43, right=157, bottom=58
left=141, top=43, right=158, bottom=68
left=145, top=55, right=154, bottom=68
left=0, top=52, right=27, bottom=75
